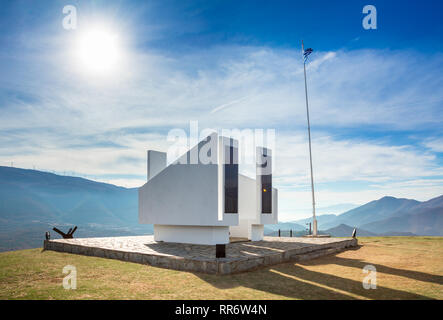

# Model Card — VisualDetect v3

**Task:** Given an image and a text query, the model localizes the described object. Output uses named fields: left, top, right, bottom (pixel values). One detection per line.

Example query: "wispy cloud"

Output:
left=0, top=33, right=442, bottom=218
left=210, top=95, right=252, bottom=114
left=424, top=138, right=443, bottom=153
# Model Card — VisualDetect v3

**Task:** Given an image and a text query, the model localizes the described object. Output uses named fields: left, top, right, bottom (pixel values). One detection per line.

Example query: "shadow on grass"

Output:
left=196, top=246, right=436, bottom=300
left=198, top=265, right=434, bottom=300
left=198, top=266, right=357, bottom=300
left=275, top=264, right=434, bottom=299
left=299, top=246, right=443, bottom=286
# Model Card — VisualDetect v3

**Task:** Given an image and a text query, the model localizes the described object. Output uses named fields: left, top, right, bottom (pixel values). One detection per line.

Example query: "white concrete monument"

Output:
left=138, top=133, right=278, bottom=245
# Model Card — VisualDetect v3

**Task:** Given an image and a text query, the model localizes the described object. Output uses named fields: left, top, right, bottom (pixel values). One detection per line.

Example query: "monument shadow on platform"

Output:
left=44, top=235, right=358, bottom=275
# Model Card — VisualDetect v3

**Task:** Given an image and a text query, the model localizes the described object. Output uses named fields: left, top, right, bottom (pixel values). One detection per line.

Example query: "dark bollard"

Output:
left=216, top=244, right=226, bottom=258
left=290, top=229, right=292, bottom=237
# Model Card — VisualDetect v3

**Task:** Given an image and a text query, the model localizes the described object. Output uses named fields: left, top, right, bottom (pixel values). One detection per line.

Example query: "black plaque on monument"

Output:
left=216, top=244, right=226, bottom=258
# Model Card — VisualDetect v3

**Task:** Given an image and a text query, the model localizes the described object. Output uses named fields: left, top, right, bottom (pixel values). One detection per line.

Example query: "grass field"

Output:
left=0, top=237, right=442, bottom=300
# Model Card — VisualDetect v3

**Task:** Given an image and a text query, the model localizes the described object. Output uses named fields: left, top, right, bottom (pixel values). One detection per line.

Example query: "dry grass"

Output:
left=0, top=237, right=441, bottom=300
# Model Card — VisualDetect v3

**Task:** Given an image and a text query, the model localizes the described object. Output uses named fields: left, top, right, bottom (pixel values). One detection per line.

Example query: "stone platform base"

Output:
left=43, top=236, right=358, bottom=275
left=302, top=234, right=332, bottom=238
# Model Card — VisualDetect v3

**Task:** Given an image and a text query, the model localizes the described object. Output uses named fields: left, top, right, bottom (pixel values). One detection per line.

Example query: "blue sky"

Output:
left=0, top=0, right=442, bottom=220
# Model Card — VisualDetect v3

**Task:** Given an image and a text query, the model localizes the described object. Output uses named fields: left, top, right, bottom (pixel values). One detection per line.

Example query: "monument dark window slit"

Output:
left=224, top=144, right=238, bottom=213
left=261, top=173, right=272, bottom=213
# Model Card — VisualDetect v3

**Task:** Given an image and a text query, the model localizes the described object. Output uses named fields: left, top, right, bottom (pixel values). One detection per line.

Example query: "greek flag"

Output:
left=303, top=47, right=313, bottom=63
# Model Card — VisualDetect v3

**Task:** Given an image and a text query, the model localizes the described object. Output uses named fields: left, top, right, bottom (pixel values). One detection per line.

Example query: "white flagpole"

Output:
left=302, top=40, right=318, bottom=236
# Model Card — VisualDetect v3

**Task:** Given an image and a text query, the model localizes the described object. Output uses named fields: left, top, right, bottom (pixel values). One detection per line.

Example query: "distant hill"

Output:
left=292, top=214, right=338, bottom=229
left=361, top=206, right=443, bottom=236
left=328, top=196, right=421, bottom=228
left=291, top=195, right=442, bottom=236
left=0, top=166, right=153, bottom=251
left=322, top=224, right=377, bottom=237
left=0, top=166, right=142, bottom=225
left=264, top=222, right=305, bottom=234
left=354, top=196, right=443, bottom=236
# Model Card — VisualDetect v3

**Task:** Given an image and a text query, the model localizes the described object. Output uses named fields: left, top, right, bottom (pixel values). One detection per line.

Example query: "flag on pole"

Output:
left=302, top=40, right=313, bottom=63
left=303, top=47, right=313, bottom=63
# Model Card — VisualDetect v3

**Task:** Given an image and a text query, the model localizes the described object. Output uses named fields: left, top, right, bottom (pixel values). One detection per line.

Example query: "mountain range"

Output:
left=291, top=195, right=443, bottom=236
left=0, top=166, right=152, bottom=251
left=0, top=166, right=441, bottom=251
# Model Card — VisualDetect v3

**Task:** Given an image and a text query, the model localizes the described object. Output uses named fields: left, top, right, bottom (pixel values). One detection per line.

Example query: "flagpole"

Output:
left=302, top=40, right=318, bottom=236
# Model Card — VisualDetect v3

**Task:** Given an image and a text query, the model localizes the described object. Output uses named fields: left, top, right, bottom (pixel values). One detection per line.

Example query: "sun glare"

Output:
left=75, top=27, right=121, bottom=74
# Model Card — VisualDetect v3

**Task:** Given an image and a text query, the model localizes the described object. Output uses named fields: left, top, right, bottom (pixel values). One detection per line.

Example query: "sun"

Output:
left=75, top=27, right=121, bottom=74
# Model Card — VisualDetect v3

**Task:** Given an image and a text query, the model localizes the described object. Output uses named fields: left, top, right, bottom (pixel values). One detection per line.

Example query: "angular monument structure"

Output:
left=44, top=133, right=357, bottom=274
left=138, top=132, right=278, bottom=245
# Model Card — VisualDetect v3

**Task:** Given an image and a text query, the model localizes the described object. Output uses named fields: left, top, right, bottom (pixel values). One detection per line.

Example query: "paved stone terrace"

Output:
left=44, top=235, right=358, bottom=275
